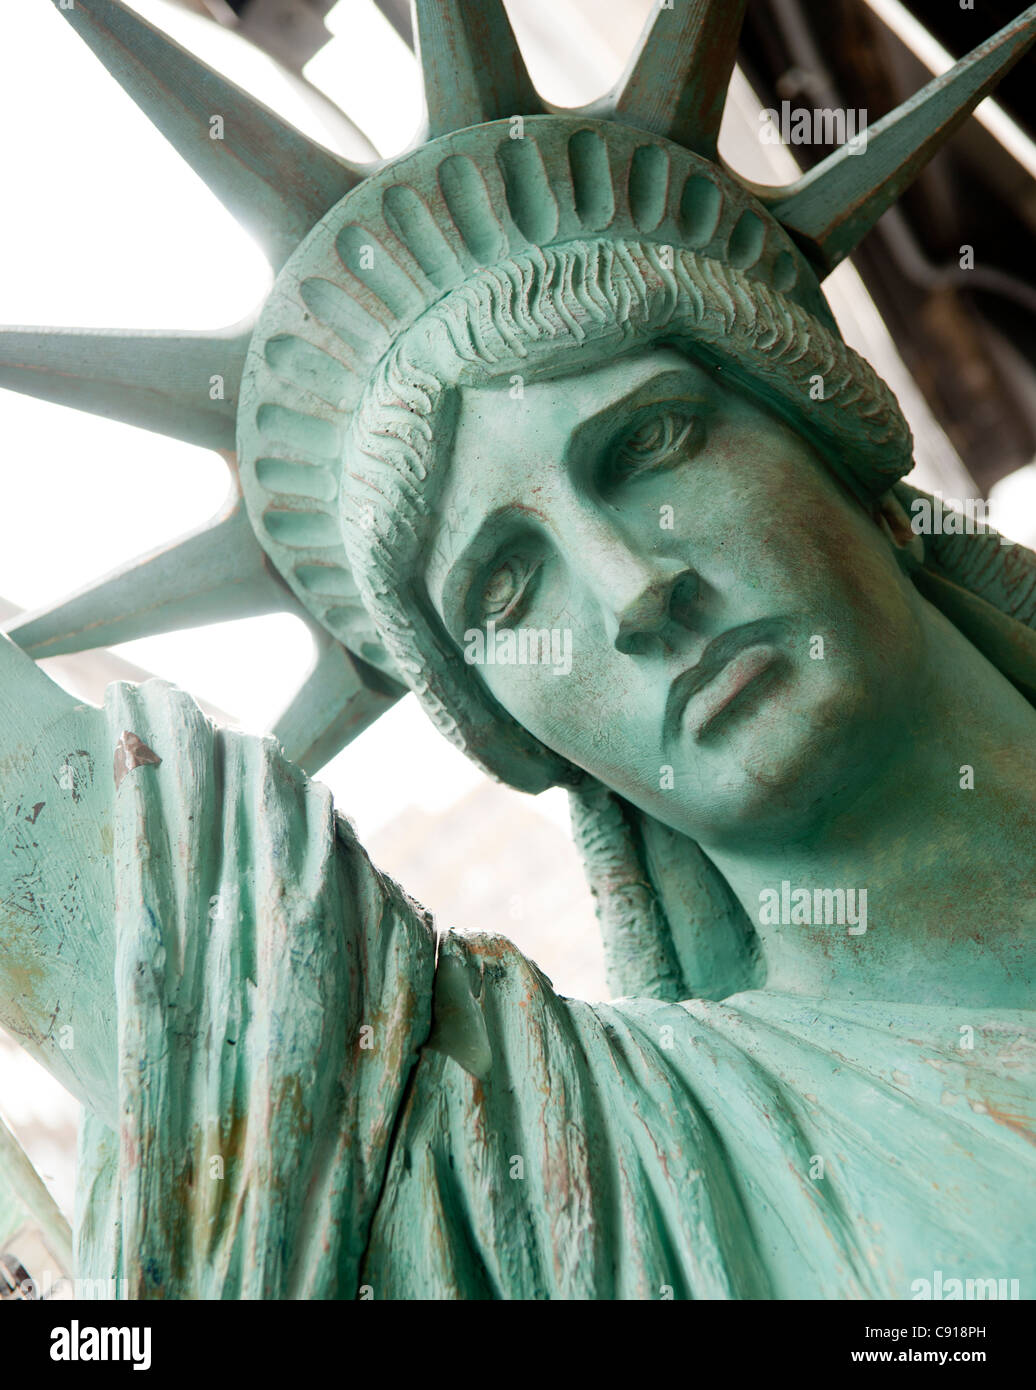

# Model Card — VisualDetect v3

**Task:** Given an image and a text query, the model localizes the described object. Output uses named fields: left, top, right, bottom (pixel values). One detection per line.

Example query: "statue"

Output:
left=1, top=0, right=1034, bottom=1300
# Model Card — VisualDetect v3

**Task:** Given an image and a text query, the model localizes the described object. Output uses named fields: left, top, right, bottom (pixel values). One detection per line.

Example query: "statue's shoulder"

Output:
left=0, top=634, right=97, bottom=766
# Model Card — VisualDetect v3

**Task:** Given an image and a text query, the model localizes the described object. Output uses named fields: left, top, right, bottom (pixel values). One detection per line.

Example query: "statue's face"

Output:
left=425, top=347, right=925, bottom=849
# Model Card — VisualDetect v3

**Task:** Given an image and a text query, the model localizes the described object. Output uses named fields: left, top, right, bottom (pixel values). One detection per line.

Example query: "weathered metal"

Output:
left=0, top=0, right=1033, bottom=1301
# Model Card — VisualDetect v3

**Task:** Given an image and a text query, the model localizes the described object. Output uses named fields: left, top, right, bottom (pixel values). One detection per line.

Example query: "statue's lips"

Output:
left=664, top=620, right=786, bottom=744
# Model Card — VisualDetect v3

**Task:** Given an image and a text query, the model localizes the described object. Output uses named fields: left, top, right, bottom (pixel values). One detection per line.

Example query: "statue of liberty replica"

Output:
left=1, top=0, right=1034, bottom=1300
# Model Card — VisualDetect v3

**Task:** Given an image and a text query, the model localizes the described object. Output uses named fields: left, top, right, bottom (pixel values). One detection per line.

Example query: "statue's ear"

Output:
left=876, top=487, right=926, bottom=572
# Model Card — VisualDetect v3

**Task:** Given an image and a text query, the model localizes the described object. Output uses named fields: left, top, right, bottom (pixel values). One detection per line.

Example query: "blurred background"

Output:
left=1, top=0, right=1034, bottom=1236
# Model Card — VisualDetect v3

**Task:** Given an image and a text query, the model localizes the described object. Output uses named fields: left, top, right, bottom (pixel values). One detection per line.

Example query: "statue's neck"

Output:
left=703, top=610, right=1036, bottom=1009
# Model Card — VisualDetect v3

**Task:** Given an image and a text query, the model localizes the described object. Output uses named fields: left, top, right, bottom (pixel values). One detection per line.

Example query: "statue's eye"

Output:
left=478, top=556, right=538, bottom=625
left=611, top=409, right=703, bottom=482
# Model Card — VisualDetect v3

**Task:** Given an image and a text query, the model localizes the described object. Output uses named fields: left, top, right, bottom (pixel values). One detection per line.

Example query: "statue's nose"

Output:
left=548, top=484, right=696, bottom=653
left=605, top=558, right=695, bottom=655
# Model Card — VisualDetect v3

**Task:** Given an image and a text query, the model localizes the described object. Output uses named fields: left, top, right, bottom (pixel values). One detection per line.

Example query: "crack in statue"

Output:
left=0, top=0, right=1034, bottom=1299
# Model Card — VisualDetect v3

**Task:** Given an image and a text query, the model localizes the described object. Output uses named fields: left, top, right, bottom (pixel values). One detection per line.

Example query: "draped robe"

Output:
left=8, top=677, right=1034, bottom=1299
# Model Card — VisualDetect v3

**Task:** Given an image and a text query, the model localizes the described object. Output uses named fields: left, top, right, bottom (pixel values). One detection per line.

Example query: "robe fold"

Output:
left=73, top=681, right=1034, bottom=1299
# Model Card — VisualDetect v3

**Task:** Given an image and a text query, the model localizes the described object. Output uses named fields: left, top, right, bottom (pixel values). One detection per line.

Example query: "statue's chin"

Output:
left=659, top=655, right=890, bottom=848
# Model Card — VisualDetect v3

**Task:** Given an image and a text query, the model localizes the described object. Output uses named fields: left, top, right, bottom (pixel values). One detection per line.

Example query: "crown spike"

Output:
left=0, top=323, right=251, bottom=450
left=763, top=4, right=1036, bottom=275
left=270, top=631, right=403, bottom=773
left=0, top=1114, right=74, bottom=1279
left=412, top=0, right=544, bottom=139
left=608, top=0, right=746, bottom=159
left=4, top=495, right=291, bottom=659
left=58, top=0, right=364, bottom=269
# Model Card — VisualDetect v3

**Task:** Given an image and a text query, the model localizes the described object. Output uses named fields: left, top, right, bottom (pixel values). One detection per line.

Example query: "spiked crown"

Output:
left=4, top=0, right=1035, bottom=772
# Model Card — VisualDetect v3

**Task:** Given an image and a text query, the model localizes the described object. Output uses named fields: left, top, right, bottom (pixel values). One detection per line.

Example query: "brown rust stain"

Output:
left=981, top=1099, right=1036, bottom=1147
left=114, top=731, right=162, bottom=789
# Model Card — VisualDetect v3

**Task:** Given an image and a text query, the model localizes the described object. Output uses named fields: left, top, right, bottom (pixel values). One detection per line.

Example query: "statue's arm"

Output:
left=0, top=634, right=116, bottom=1125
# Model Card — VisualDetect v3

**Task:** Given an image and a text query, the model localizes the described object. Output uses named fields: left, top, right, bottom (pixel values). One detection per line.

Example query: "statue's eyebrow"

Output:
left=562, top=365, right=715, bottom=472
left=432, top=362, right=715, bottom=634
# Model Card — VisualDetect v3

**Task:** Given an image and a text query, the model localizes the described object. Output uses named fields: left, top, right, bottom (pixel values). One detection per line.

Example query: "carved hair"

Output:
left=340, top=236, right=914, bottom=999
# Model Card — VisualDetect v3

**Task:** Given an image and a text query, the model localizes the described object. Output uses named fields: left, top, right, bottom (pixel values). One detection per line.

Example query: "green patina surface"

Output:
left=0, top=0, right=1034, bottom=1299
